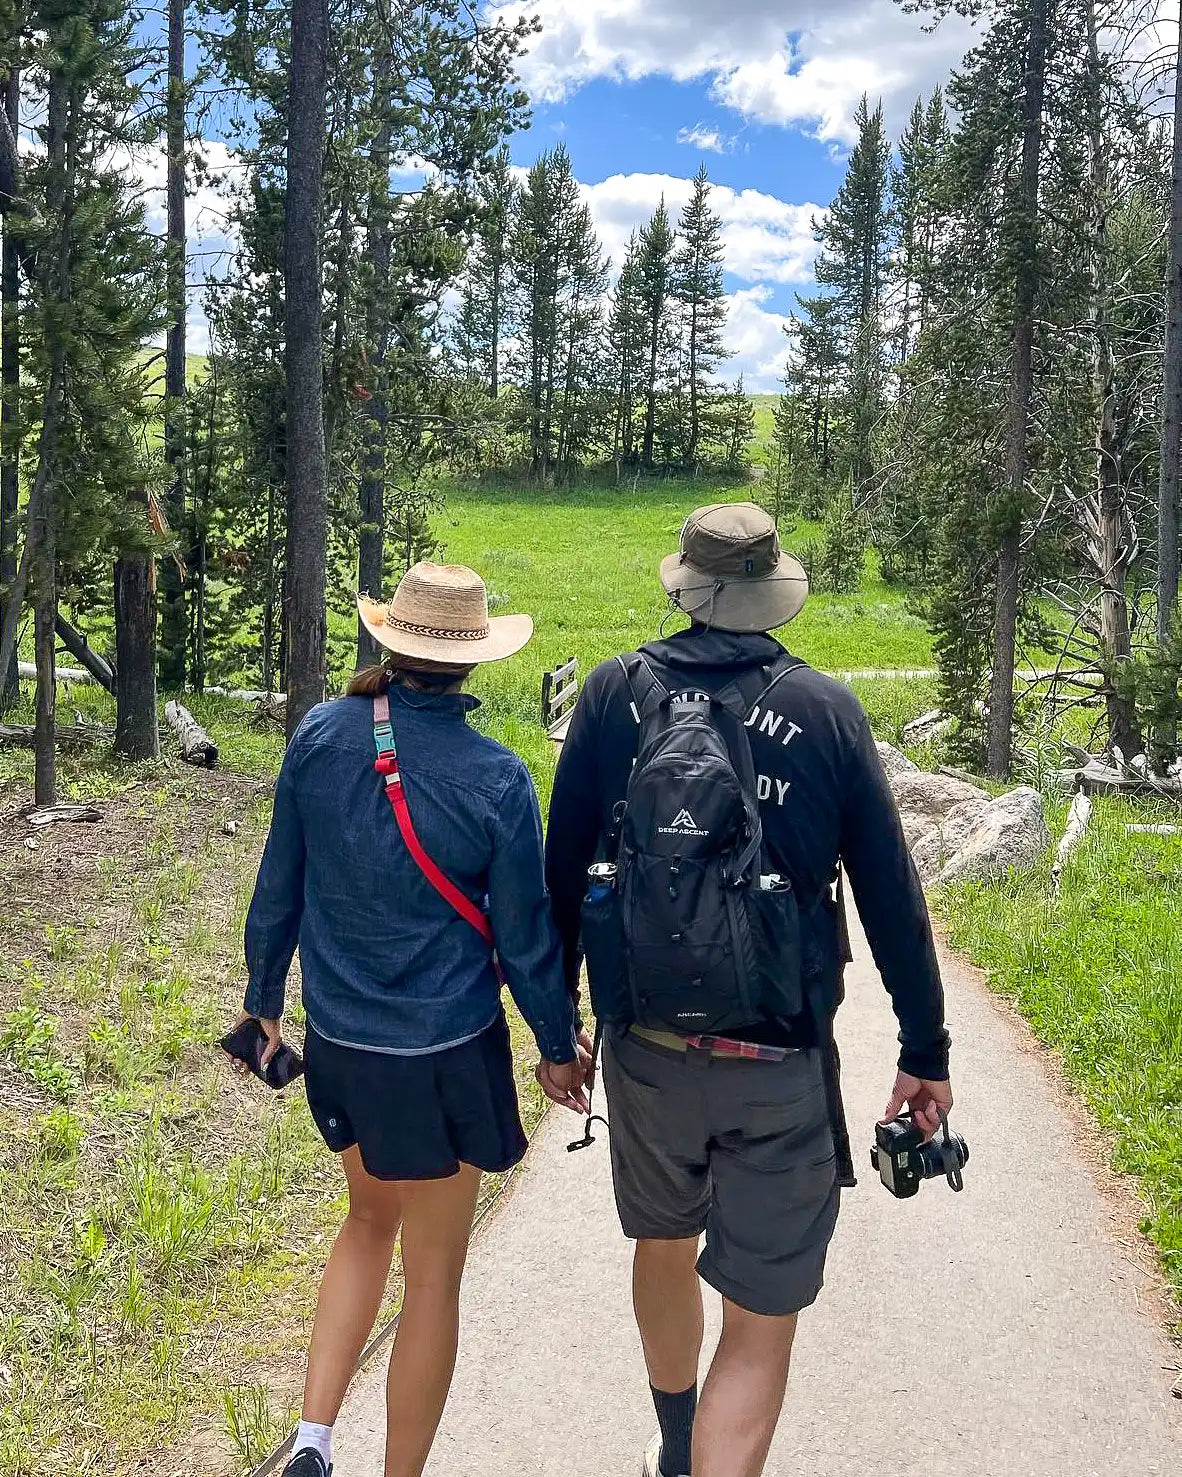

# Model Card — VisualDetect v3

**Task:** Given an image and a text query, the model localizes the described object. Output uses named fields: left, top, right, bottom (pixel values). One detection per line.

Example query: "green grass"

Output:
left=369, top=481, right=935, bottom=790
left=940, top=800, right=1182, bottom=1318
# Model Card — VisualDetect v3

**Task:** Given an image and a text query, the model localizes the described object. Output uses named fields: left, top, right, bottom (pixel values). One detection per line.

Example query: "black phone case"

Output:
left=220, top=1019, right=305, bottom=1089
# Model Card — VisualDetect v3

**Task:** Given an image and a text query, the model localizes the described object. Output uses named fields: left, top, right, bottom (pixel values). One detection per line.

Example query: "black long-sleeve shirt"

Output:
left=544, top=625, right=951, bottom=1081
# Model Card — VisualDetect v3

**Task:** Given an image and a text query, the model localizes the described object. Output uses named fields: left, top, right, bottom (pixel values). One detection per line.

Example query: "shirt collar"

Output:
left=389, top=685, right=481, bottom=718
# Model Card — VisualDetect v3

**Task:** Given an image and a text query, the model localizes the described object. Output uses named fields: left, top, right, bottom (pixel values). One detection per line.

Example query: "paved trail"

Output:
left=334, top=913, right=1181, bottom=1477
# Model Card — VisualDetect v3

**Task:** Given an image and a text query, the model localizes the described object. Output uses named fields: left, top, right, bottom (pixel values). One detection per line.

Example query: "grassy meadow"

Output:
left=0, top=475, right=1179, bottom=1474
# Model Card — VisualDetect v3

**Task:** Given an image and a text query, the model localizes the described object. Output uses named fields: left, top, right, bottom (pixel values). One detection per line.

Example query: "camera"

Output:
left=870, top=1112, right=969, bottom=1198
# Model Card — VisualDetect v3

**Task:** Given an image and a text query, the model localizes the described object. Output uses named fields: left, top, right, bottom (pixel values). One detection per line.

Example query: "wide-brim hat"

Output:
left=358, top=562, right=533, bottom=666
left=660, top=502, right=809, bottom=633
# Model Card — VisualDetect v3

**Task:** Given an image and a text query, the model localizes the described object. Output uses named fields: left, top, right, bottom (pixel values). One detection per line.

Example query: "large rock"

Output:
left=909, top=795, right=993, bottom=884
left=937, top=786, right=1050, bottom=886
left=876, top=741, right=919, bottom=781
left=891, top=769, right=989, bottom=824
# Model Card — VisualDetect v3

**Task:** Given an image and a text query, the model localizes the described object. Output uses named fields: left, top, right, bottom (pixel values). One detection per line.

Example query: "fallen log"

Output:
left=1126, top=824, right=1182, bottom=836
left=54, top=614, right=115, bottom=692
left=0, top=721, right=113, bottom=747
left=901, top=708, right=952, bottom=745
left=23, top=802, right=102, bottom=827
left=18, top=661, right=98, bottom=686
left=164, top=700, right=218, bottom=767
left=1052, top=790, right=1092, bottom=890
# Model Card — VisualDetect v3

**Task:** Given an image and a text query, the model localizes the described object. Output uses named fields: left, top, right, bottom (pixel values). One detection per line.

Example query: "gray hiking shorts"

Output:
left=602, top=1027, right=840, bottom=1317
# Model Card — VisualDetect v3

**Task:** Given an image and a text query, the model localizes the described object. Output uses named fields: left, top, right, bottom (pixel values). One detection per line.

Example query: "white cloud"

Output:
left=488, top=0, right=975, bottom=141
left=723, top=284, right=792, bottom=391
left=677, top=123, right=733, bottom=154
left=579, top=171, right=820, bottom=287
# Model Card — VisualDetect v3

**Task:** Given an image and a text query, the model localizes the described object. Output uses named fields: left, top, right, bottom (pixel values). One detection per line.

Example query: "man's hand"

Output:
left=576, top=1026, right=596, bottom=1091
left=536, top=1057, right=590, bottom=1115
left=882, top=1071, right=953, bottom=1142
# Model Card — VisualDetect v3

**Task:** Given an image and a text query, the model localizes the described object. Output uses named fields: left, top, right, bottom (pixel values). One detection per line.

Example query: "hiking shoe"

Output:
left=283, top=1452, right=331, bottom=1477
left=642, top=1432, right=688, bottom=1477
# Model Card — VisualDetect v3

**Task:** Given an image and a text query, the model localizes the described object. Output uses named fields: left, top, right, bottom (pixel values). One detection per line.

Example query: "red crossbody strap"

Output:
left=373, top=694, right=495, bottom=947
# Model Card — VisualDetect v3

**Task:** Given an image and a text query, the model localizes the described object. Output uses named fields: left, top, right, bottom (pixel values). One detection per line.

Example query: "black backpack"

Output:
left=581, top=652, right=807, bottom=1034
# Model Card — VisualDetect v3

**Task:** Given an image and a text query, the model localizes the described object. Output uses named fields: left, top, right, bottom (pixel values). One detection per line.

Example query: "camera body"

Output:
left=870, top=1113, right=969, bottom=1198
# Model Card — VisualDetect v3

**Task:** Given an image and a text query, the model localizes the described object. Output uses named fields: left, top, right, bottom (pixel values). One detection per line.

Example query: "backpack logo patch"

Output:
left=660, top=808, right=709, bottom=838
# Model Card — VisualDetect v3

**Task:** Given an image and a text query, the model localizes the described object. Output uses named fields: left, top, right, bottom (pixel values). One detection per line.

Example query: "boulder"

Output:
left=876, top=741, right=918, bottom=780
left=937, top=786, right=1050, bottom=887
left=891, top=769, right=989, bottom=825
left=908, top=795, right=993, bottom=884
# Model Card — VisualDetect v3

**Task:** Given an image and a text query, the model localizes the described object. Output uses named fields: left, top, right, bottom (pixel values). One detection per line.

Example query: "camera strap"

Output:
left=936, top=1111, right=964, bottom=1192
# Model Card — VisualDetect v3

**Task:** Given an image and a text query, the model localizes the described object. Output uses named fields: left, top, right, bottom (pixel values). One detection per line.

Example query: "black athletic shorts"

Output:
left=303, top=1011, right=529, bottom=1181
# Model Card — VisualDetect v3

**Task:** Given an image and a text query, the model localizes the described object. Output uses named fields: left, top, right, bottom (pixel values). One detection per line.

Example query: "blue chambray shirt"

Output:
left=243, top=687, right=579, bottom=1065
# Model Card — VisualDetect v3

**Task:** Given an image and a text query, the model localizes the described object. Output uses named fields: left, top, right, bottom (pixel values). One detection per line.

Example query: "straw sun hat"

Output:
left=357, top=562, right=533, bottom=667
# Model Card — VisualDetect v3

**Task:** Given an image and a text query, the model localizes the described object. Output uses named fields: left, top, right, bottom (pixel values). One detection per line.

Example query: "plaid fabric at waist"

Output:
left=630, top=1026, right=803, bottom=1063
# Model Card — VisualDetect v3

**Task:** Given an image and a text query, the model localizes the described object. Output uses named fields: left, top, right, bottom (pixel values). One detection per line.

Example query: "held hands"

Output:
left=536, top=1030, right=596, bottom=1116
left=881, top=1070, right=953, bottom=1142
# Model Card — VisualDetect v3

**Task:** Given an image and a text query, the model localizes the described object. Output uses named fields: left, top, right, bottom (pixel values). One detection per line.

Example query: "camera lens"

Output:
left=917, top=1131, right=969, bottom=1181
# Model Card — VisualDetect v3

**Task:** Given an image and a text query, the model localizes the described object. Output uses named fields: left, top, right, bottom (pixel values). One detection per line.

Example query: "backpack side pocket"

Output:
left=581, top=886, right=631, bottom=1024
left=747, top=882, right=804, bottom=1021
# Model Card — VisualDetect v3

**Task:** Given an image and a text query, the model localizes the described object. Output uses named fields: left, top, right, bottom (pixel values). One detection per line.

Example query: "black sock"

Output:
left=650, top=1382, right=697, bottom=1476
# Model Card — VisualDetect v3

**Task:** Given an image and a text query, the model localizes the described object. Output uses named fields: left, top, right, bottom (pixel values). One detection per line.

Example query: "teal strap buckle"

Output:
left=373, top=721, right=395, bottom=754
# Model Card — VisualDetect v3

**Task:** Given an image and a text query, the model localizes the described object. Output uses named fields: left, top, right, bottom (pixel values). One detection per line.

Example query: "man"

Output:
left=545, top=503, right=953, bottom=1477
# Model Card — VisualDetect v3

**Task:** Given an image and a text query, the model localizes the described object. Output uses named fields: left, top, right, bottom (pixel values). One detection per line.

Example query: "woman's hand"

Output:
left=536, top=1057, right=590, bottom=1115
left=224, top=1011, right=284, bottom=1079
left=576, top=1027, right=596, bottom=1091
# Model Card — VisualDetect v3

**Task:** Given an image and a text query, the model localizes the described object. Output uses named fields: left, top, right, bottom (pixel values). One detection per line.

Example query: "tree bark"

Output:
left=0, top=65, right=17, bottom=712
left=987, top=0, right=1049, bottom=781
left=158, top=0, right=187, bottom=689
left=114, top=555, right=160, bottom=760
left=1159, top=6, right=1182, bottom=647
left=164, top=698, right=217, bottom=766
left=1084, top=1, right=1141, bottom=760
left=642, top=294, right=661, bottom=468
left=357, top=46, right=393, bottom=670
left=283, top=0, right=329, bottom=738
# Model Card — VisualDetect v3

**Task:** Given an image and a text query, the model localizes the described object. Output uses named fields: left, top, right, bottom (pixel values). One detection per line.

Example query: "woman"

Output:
left=228, top=562, right=589, bottom=1477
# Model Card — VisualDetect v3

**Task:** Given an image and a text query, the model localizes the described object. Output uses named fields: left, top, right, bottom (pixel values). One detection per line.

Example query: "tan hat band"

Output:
left=385, top=613, right=491, bottom=641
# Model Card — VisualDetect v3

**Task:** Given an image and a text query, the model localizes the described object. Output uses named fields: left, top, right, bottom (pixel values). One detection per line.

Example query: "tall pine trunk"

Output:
left=158, top=0, right=187, bottom=688
left=642, top=298, right=660, bottom=468
left=987, top=0, right=1048, bottom=781
left=114, top=552, right=160, bottom=759
left=357, top=49, right=392, bottom=669
left=284, top=0, right=329, bottom=738
left=1158, top=8, right=1182, bottom=647
left=687, top=290, right=700, bottom=472
left=0, top=66, right=18, bottom=712
left=1085, top=1, right=1140, bottom=760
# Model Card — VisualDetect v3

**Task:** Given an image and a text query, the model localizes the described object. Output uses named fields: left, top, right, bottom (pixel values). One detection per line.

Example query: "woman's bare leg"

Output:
left=301, top=1146, right=404, bottom=1425
left=383, top=1161, right=482, bottom=1477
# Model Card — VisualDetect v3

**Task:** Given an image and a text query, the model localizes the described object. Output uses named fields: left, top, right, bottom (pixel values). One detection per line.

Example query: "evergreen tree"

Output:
left=671, top=164, right=728, bottom=472
left=813, top=95, right=891, bottom=505
left=457, top=145, right=517, bottom=399
left=606, top=231, right=647, bottom=466
left=720, top=375, right=755, bottom=471
left=636, top=198, right=675, bottom=469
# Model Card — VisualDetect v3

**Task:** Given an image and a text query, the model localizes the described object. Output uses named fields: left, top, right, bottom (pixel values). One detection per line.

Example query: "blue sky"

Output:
left=483, top=0, right=980, bottom=389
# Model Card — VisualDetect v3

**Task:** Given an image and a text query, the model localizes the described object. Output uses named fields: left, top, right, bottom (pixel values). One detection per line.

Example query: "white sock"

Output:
left=294, top=1420, right=333, bottom=1468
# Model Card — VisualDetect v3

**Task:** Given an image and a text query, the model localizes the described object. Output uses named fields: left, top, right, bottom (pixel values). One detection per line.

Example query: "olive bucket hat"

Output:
left=659, top=502, right=809, bottom=633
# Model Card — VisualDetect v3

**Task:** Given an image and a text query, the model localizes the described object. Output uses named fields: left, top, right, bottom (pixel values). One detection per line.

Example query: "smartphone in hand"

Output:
left=220, top=1018, right=305, bottom=1090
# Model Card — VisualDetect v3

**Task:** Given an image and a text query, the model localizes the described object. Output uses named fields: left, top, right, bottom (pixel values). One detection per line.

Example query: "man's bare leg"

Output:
left=632, top=1237, right=704, bottom=1473
left=693, top=1297, right=798, bottom=1477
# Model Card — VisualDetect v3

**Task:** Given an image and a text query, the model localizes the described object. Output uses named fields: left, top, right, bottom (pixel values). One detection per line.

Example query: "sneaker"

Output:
left=642, top=1432, right=688, bottom=1477
left=283, top=1452, right=331, bottom=1477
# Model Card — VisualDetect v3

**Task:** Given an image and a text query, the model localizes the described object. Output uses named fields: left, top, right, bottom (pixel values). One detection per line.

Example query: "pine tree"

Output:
left=813, top=95, right=891, bottom=505
left=606, top=232, right=647, bottom=467
left=720, top=375, right=755, bottom=471
left=636, top=199, right=675, bottom=469
left=458, top=145, right=517, bottom=399
left=672, top=164, right=729, bottom=473
left=0, top=31, right=19, bottom=712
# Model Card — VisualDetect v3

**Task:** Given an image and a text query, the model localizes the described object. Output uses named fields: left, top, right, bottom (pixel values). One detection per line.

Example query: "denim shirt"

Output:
left=243, top=688, right=578, bottom=1064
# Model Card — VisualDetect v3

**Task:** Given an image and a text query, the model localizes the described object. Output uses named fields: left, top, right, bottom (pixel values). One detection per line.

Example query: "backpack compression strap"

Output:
left=372, top=693, right=495, bottom=948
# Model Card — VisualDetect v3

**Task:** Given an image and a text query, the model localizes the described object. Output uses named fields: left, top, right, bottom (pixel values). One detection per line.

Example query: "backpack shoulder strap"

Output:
left=617, top=652, right=668, bottom=729
left=716, top=652, right=809, bottom=723
left=372, top=694, right=495, bottom=948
